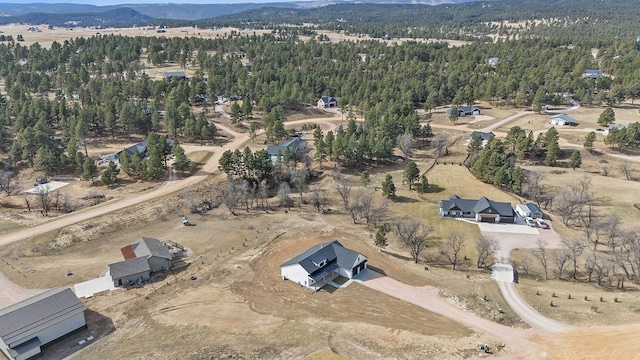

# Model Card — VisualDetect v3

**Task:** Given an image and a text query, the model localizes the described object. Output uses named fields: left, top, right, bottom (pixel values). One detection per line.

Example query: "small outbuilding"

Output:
left=549, top=114, right=575, bottom=126
left=516, top=203, right=543, bottom=219
left=0, top=287, right=87, bottom=360
left=585, top=69, right=603, bottom=79
left=280, top=240, right=367, bottom=291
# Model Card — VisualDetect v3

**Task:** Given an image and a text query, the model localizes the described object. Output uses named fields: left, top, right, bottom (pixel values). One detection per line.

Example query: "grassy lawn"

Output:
left=187, top=151, right=213, bottom=175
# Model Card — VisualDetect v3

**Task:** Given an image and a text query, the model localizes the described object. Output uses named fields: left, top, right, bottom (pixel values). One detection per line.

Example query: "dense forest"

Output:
left=1, top=3, right=640, bottom=184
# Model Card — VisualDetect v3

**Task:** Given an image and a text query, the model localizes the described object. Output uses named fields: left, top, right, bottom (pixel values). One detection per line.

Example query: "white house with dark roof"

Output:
left=280, top=240, right=367, bottom=291
left=109, top=237, right=173, bottom=287
left=585, top=69, right=603, bottom=79
left=446, top=106, right=481, bottom=117
left=438, top=195, right=515, bottom=223
left=317, top=96, right=339, bottom=108
left=0, top=287, right=86, bottom=360
left=468, top=131, right=495, bottom=148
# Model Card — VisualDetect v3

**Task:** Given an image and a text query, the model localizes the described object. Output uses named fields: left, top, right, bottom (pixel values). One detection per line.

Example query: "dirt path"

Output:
left=358, top=270, right=536, bottom=357
left=0, top=269, right=44, bottom=307
left=0, top=113, right=340, bottom=249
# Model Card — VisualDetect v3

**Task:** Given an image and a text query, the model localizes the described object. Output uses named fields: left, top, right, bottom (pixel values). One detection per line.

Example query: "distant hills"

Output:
left=0, top=1, right=481, bottom=22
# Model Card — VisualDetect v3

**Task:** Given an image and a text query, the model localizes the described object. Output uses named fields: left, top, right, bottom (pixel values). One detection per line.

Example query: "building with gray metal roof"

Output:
left=0, top=287, right=86, bottom=360
left=108, top=237, right=173, bottom=287
left=438, top=195, right=515, bottom=223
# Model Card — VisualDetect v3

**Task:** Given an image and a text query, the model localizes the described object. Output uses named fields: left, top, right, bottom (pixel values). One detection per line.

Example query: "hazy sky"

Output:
left=0, top=0, right=293, bottom=4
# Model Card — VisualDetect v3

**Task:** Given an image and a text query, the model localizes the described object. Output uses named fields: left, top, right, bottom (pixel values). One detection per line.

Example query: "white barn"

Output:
left=549, top=114, right=575, bottom=126
left=280, top=240, right=367, bottom=291
left=0, top=287, right=87, bottom=360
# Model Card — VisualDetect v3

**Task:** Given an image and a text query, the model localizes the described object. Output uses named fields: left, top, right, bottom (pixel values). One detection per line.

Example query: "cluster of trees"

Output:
left=604, top=123, right=640, bottom=150
left=119, top=133, right=174, bottom=181
left=527, top=178, right=640, bottom=288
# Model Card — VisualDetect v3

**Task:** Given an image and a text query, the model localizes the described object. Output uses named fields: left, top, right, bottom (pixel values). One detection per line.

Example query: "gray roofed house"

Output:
left=266, top=138, right=306, bottom=162
left=585, top=69, right=603, bottom=78
left=608, top=123, right=627, bottom=131
left=163, top=71, right=186, bottom=81
left=109, top=237, right=173, bottom=287
left=280, top=240, right=367, bottom=291
left=438, top=195, right=515, bottom=223
left=446, top=106, right=481, bottom=117
left=0, top=287, right=86, bottom=360
left=468, top=131, right=495, bottom=148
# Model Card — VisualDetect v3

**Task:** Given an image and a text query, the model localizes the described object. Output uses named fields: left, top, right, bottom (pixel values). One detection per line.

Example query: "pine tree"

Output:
left=584, top=132, right=596, bottom=151
left=360, top=170, right=371, bottom=187
left=569, top=150, right=582, bottom=169
left=374, top=225, right=388, bottom=250
left=418, top=174, right=429, bottom=193
left=403, top=161, right=420, bottom=190
left=101, top=161, right=120, bottom=188
left=597, top=107, right=616, bottom=126
left=173, top=141, right=191, bottom=173
left=82, top=157, right=99, bottom=184
left=381, top=174, right=396, bottom=197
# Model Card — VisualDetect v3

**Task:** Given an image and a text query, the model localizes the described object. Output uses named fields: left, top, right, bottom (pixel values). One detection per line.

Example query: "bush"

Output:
left=568, top=294, right=572, bottom=299
left=584, top=296, right=588, bottom=301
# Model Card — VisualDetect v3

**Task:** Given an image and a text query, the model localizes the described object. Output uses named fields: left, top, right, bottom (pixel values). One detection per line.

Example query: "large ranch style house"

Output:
left=438, top=195, right=516, bottom=223
left=0, top=288, right=87, bottom=360
left=468, top=131, right=495, bottom=148
left=108, top=237, right=185, bottom=287
left=266, top=137, right=307, bottom=163
left=446, top=106, right=481, bottom=117
left=280, top=240, right=367, bottom=291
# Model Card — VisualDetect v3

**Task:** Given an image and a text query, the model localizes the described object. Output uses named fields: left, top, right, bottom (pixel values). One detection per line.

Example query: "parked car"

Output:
left=595, top=128, right=605, bottom=132
left=536, top=218, right=549, bottom=229
left=525, top=217, right=536, bottom=227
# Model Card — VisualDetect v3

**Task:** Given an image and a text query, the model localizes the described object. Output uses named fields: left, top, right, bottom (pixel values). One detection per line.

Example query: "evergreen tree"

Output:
left=101, top=161, right=120, bottom=188
left=449, top=105, right=459, bottom=124
left=374, top=225, right=388, bottom=250
left=418, top=174, right=429, bottom=193
left=467, top=134, right=483, bottom=154
left=324, top=130, right=335, bottom=161
left=173, top=141, right=191, bottom=173
left=511, top=167, right=524, bottom=194
left=119, top=150, right=131, bottom=175
left=545, top=141, right=560, bottom=166
left=381, top=174, right=396, bottom=197
left=403, top=161, right=420, bottom=190
left=584, top=131, right=596, bottom=151
left=360, top=170, right=371, bottom=188
left=82, top=157, right=99, bottom=184
left=569, top=150, right=582, bottom=169
left=597, top=107, right=616, bottom=126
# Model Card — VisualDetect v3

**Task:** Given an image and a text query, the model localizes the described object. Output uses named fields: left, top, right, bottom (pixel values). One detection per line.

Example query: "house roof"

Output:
left=585, top=69, right=603, bottom=78
left=267, top=138, right=306, bottom=157
left=609, top=123, right=626, bottom=130
left=439, top=195, right=514, bottom=217
left=280, top=240, right=364, bottom=274
left=470, top=131, right=495, bottom=141
left=131, top=237, right=171, bottom=260
left=550, top=114, right=574, bottom=123
left=120, top=244, right=137, bottom=260
left=164, top=71, right=186, bottom=78
left=108, top=257, right=151, bottom=279
left=525, top=203, right=542, bottom=213
left=0, top=287, right=86, bottom=346
left=459, top=106, right=480, bottom=113
left=319, top=96, right=339, bottom=103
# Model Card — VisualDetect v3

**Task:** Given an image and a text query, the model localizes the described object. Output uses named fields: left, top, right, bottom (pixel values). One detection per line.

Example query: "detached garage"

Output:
left=0, top=287, right=87, bottom=360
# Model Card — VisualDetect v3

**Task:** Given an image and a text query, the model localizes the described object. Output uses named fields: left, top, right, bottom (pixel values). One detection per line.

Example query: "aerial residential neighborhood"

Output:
left=1, top=1, right=640, bottom=359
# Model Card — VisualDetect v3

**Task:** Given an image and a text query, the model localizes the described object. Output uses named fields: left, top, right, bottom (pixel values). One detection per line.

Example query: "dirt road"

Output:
left=0, top=116, right=339, bottom=249
left=358, top=269, right=536, bottom=357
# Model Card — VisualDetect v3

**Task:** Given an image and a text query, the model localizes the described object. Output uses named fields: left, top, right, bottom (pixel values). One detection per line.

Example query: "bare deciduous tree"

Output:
left=278, top=182, right=291, bottom=210
left=258, top=179, right=269, bottom=209
left=562, top=238, right=585, bottom=280
left=431, top=133, right=450, bottom=159
left=222, top=180, right=239, bottom=216
left=533, top=238, right=550, bottom=279
left=333, top=169, right=351, bottom=210
left=440, top=231, right=465, bottom=270
left=309, top=185, right=329, bottom=213
left=619, top=161, right=633, bottom=180
left=554, top=176, right=594, bottom=226
left=476, top=235, right=499, bottom=268
left=394, top=217, right=433, bottom=263
left=293, top=167, right=308, bottom=208
left=553, top=249, right=571, bottom=280
left=396, top=133, right=414, bottom=161
left=0, top=170, right=18, bottom=196
left=522, top=170, right=545, bottom=206
left=604, top=214, right=622, bottom=252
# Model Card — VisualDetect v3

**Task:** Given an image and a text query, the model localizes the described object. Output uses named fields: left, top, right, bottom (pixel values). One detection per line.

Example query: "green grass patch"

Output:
left=187, top=151, right=213, bottom=175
